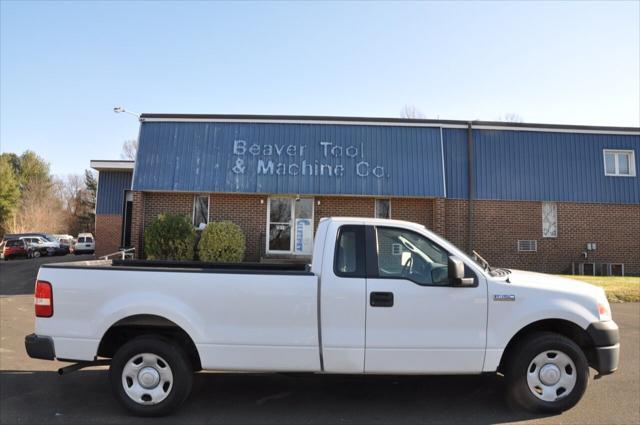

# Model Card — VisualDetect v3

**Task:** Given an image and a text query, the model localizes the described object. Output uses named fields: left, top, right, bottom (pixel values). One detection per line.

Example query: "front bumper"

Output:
left=25, top=333, right=55, bottom=360
left=587, top=321, right=620, bottom=374
left=592, top=344, right=620, bottom=375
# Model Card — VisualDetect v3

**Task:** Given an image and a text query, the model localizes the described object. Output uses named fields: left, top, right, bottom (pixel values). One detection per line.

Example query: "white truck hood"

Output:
left=506, top=269, right=605, bottom=300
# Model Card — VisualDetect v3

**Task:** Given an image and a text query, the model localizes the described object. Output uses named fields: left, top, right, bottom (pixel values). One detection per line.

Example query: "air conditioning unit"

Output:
left=517, top=240, right=537, bottom=252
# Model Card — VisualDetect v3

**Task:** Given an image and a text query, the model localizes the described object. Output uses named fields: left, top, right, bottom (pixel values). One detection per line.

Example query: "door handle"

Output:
left=370, top=292, right=394, bottom=307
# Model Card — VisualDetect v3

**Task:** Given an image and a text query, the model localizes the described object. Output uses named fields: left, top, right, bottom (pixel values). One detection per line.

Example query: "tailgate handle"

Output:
left=370, top=292, right=394, bottom=307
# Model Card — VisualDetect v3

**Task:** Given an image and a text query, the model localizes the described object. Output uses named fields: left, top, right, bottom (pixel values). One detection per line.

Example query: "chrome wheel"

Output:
left=121, top=353, right=173, bottom=405
left=527, top=350, right=577, bottom=402
left=33, top=251, right=41, bottom=258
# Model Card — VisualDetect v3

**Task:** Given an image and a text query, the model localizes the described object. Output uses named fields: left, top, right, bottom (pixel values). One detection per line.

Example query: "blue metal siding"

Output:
left=443, top=128, right=469, bottom=199
left=96, top=171, right=132, bottom=215
left=473, top=130, right=639, bottom=204
left=133, top=121, right=446, bottom=197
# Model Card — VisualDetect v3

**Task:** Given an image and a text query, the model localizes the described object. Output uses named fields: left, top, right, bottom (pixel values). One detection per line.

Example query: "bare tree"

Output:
left=400, top=105, right=426, bottom=119
left=6, top=177, right=66, bottom=234
left=51, top=173, right=96, bottom=235
left=499, top=113, right=524, bottom=123
left=120, top=139, right=138, bottom=160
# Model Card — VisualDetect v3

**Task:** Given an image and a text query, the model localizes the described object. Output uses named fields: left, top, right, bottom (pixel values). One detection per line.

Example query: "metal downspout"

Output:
left=467, top=122, right=474, bottom=254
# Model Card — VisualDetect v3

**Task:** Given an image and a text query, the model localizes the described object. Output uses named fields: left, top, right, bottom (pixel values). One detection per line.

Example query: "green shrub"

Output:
left=198, top=221, right=245, bottom=263
left=144, top=214, right=196, bottom=260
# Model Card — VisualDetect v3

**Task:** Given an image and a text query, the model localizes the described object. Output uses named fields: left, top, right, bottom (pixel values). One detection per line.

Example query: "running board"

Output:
left=58, top=359, right=111, bottom=375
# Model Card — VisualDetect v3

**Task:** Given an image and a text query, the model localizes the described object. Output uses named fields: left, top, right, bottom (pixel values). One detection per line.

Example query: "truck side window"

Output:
left=334, top=225, right=366, bottom=278
left=376, top=227, right=449, bottom=286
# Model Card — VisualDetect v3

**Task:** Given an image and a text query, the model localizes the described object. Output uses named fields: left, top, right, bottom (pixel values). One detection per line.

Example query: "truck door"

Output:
left=364, top=225, right=487, bottom=374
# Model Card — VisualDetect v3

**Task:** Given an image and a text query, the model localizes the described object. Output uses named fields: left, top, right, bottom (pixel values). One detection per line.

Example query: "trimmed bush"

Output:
left=198, top=221, right=245, bottom=263
left=144, top=214, right=196, bottom=260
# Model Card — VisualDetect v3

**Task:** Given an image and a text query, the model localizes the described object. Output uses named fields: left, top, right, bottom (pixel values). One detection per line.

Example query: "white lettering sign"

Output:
left=231, top=140, right=388, bottom=179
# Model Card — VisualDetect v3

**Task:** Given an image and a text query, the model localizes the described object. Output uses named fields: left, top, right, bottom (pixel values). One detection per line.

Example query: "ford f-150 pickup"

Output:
left=25, top=217, right=619, bottom=416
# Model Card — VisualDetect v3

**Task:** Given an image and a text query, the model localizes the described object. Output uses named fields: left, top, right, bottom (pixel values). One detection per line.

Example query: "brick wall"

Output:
left=313, top=197, right=435, bottom=228
left=209, top=194, right=266, bottom=261
left=95, top=214, right=122, bottom=257
left=131, top=192, right=267, bottom=260
left=313, top=197, right=376, bottom=229
left=131, top=191, right=145, bottom=258
left=466, top=200, right=640, bottom=274
left=128, top=191, right=639, bottom=274
left=390, top=198, right=433, bottom=228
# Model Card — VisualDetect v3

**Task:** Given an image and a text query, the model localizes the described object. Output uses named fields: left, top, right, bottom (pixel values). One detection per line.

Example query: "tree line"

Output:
left=0, top=150, right=97, bottom=237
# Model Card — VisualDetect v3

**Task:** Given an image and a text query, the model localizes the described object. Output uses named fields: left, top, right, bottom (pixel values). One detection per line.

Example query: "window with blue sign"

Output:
left=267, top=197, right=314, bottom=255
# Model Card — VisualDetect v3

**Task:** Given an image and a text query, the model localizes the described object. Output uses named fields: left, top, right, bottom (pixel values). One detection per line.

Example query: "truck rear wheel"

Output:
left=109, top=336, right=193, bottom=416
left=505, top=332, right=589, bottom=413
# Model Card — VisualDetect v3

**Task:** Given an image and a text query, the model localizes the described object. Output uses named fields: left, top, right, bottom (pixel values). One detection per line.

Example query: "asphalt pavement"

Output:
left=0, top=256, right=638, bottom=424
left=0, top=254, right=96, bottom=296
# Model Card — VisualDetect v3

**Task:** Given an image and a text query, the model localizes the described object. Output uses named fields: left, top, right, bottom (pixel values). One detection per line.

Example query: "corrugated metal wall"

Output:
left=443, top=128, right=469, bottom=199
left=472, top=130, right=639, bottom=204
left=96, top=171, right=132, bottom=215
left=128, top=119, right=639, bottom=205
left=133, top=121, right=446, bottom=197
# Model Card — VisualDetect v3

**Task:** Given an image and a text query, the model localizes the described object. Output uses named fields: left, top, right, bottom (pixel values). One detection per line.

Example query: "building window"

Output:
left=375, top=199, right=390, bottom=219
left=193, top=195, right=209, bottom=228
left=603, top=149, right=636, bottom=177
left=267, top=197, right=314, bottom=254
left=542, top=202, right=557, bottom=238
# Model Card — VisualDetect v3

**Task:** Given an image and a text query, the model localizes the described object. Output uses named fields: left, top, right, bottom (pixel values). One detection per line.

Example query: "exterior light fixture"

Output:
left=113, top=106, right=141, bottom=119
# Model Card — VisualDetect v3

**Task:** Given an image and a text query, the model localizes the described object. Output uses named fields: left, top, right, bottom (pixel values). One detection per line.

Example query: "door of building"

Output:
left=121, top=190, right=133, bottom=248
left=267, top=197, right=314, bottom=255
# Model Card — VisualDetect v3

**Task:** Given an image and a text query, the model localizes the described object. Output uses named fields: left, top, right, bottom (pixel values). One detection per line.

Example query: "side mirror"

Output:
left=448, top=256, right=475, bottom=286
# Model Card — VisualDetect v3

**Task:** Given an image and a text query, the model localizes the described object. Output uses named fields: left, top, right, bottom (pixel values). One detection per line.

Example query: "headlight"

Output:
left=597, top=301, right=612, bottom=321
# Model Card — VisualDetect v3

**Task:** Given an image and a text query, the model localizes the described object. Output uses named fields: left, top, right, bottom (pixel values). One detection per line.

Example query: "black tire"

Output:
left=109, top=336, right=193, bottom=417
left=505, top=332, right=589, bottom=413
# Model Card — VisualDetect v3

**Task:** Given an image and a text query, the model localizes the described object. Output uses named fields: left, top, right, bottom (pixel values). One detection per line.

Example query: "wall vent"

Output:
left=518, top=240, right=537, bottom=252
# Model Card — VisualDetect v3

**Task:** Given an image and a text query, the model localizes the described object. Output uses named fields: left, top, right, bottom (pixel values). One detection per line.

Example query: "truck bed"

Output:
left=42, top=259, right=312, bottom=275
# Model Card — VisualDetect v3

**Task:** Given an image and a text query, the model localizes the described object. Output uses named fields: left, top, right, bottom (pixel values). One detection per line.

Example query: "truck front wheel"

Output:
left=109, top=336, right=193, bottom=416
left=505, top=332, right=589, bottom=413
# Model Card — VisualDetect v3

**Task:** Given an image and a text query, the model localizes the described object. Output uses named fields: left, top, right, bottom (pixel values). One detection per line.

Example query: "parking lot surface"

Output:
left=1, top=256, right=638, bottom=424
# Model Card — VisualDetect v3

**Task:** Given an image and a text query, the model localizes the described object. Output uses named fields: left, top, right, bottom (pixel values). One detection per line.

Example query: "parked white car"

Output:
left=74, top=233, right=95, bottom=255
left=25, top=218, right=619, bottom=417
left=20, top=236, right=59, bottom=257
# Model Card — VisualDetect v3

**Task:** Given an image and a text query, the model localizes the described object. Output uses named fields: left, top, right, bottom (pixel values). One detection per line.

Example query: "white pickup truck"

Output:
left=25, top=217, right=619, bottom=417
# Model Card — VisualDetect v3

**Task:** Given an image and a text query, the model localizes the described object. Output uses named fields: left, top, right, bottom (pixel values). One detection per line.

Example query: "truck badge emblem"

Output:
left=494, top=294, right=516, bottom=301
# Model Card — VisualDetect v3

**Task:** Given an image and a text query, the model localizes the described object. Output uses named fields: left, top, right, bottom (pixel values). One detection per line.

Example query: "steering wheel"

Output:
left=401, top=256, right=413, bottom=277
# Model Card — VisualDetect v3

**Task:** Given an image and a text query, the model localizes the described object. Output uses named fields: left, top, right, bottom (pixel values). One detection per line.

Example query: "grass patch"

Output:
left=559, top=275, right=640, bottom=303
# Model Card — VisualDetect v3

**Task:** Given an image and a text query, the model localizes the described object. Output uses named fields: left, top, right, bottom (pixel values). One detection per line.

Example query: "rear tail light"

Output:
left=35, top=280, right=53, bottom=317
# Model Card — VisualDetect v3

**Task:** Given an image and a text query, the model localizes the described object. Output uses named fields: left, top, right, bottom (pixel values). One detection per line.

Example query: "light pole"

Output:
left=113, top=106, right=140, bottom=119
